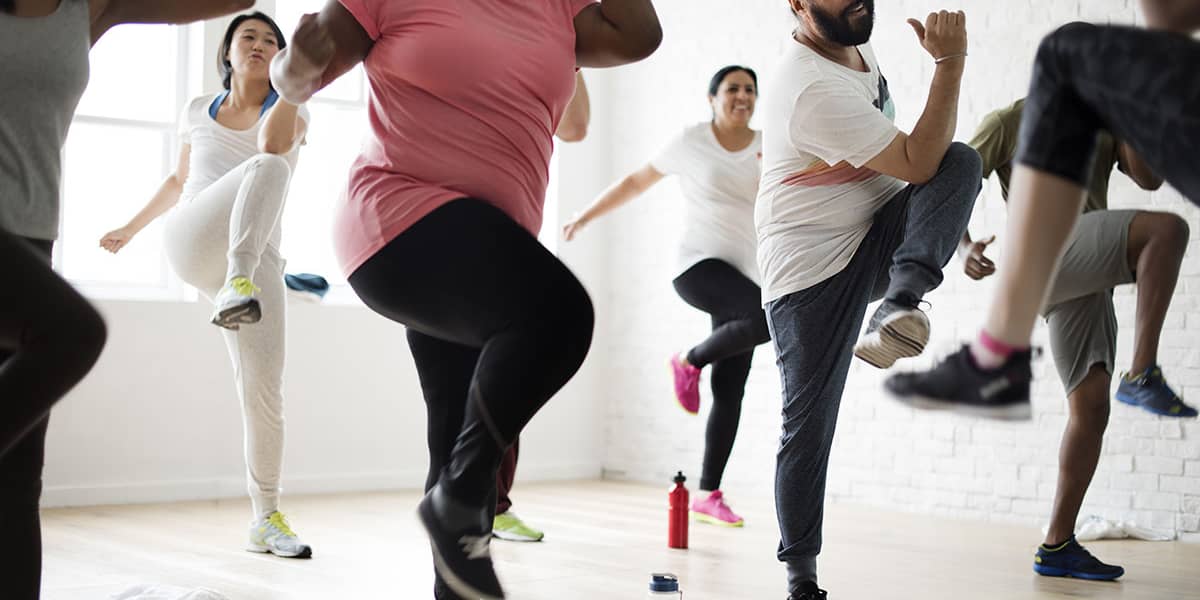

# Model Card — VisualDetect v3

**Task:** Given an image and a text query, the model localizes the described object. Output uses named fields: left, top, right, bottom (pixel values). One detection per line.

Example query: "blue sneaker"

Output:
left=1116, top=367, right=1197, bottom=418
left=1033, top=536, right=1124, bottom=581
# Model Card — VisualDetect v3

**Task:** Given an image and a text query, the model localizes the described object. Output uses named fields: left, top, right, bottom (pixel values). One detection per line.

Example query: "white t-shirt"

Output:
left=755, top=41, right=906, bottom=304
left=650, top=122, right=762, bottom=284
left=178, top=93, right=309, bottom=200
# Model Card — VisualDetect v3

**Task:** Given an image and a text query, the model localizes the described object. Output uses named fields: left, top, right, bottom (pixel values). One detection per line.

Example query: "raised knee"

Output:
left=943, top=141, right=983, bottom=178
left=1037, top=22, right=1097, bottom=69
left=249, top=153, right=292, bottom=179
left=1160, top=213, right=1191, bottom=254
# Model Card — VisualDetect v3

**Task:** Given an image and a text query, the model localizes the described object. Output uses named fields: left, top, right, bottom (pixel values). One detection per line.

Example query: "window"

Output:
left=272, top=3, right=370, bottom=303
left=57, top=7, right=565, bottom=303
left=59, top=24, right=193, bottom=299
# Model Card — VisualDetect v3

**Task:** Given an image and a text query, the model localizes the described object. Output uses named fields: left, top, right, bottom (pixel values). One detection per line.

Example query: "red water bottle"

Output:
left=668, top=471, right=689, bottom=549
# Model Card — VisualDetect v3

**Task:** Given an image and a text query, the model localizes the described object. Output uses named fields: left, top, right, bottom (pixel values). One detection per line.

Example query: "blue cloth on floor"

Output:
left=284, top=273, right=330, bottom=299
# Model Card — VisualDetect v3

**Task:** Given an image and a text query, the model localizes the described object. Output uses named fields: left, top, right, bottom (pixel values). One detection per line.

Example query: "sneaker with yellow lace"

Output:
left=247, top=511, right=312, bottom=558
left=492, top=511, right=544, bottom=542
left=211, top=276, right=262, bottom=330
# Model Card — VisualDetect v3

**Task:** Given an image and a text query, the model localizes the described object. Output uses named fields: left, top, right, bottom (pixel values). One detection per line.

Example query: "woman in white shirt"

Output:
left=562, top=65, right=766, bottom=528
left=100, top=11, right=312, bottom=558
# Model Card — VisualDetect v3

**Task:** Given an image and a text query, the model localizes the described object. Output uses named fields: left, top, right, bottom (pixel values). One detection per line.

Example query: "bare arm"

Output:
left=100, top=144, right=190, bottom=253
left=556, top=72, right=591, bottom=142
left=1116, top=142, right=1164, bottom=191
left=864, top=11, right=967, bottom=185
left=574, top=1, right=662, bottom=68
left=562, top=164, right=665, bottom=240
left=258, top=101, right=307, bottom=155
left=271, top=2, right=372, bottom=105
left=89, top=0, right=254, bottom=44
left=1140, top=0, right=1200, bottom=32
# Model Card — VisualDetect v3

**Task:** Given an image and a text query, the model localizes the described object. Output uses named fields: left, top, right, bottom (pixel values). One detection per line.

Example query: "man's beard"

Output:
left=810, top=0, right=875, bottom=46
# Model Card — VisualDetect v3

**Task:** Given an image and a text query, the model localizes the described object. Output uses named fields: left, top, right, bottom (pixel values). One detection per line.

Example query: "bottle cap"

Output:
left=650, top=573, right=679, bottom=592
left=673, top=471, right=686, bottom=484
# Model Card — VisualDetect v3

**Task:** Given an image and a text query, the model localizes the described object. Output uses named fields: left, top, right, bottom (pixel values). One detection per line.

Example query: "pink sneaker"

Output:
left=670, top=352, right=701, bottom=414
left=691, top=490, right=744, bottom=527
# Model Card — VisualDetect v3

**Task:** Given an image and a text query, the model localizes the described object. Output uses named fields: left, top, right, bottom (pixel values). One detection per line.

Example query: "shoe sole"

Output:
left=668, top=358, right=700, bottom=415
left=417, top=500, right=505, bottom=600
left=212, top=299, right=262, bottom=330
left=886, top=389, right=1032, bottom=421
left=1115, top=391, right=1197, bottom=418
left=492, top=529, right=544, bottom=542
left=854, top=311, right=930, bottom=369
left=691, top=511, right=744, bottom=528
left=1033, top=564, right=1123, bottom=581
left=246, top=543, right=313, bottom=559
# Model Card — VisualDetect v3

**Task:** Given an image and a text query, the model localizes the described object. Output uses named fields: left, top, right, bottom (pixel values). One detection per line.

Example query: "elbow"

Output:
left=1138, top=177, right=1164, bottom=192
left=618, top=23, right=663, bottom=62
left=556, top=122, right=589, bottom=143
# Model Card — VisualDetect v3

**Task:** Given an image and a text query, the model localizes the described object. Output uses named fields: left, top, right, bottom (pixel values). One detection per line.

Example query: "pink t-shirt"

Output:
left=335, top=0, right=596, bottom=275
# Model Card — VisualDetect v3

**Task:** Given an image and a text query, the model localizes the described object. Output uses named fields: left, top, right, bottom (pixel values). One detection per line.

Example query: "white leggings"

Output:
left=164, top=153, right=291, bottom=518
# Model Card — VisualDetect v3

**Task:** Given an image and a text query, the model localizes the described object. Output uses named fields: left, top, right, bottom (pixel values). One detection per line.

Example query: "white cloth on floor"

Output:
left=1041, top=514, right=1175, bottom=542
left=110, top=584, right=231, bottom=600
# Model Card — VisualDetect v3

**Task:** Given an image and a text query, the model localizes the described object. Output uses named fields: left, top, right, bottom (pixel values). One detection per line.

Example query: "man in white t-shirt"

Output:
left=757, top=2, right=981, bottom=598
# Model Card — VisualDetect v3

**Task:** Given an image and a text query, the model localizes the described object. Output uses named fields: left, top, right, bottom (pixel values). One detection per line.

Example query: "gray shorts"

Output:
left=1042, top=210, right=1138, bottom=393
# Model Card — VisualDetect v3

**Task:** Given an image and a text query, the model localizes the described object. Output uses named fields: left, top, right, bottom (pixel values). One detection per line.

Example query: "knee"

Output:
left=56, top=299, right=107, bottom=378
left=1155, top=213, right=1191, bottom=256
left=248, top=153, right=292, bottom=181
left=542, top=281, right=595, bottom=369
left=1067, top=367, right=1111, bottom=428
left=941, top=142, right=983, bottom=183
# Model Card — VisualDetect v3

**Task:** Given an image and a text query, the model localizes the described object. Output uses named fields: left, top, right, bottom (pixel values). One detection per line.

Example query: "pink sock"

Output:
left=969, top=330, right=1025, bottom=370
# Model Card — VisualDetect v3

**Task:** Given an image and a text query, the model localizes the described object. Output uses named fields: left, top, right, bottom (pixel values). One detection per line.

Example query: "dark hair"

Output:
left=0, top=0, right=13, bottom=15
left=708, top=65, right=758, bottom=97
left=218, top=12, right=287, bottom=90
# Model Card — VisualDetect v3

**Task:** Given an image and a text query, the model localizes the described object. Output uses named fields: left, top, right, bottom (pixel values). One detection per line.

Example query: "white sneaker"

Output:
left=211, top=277, right=261, bottom=330
left=247, top=511, right=312, bottom=558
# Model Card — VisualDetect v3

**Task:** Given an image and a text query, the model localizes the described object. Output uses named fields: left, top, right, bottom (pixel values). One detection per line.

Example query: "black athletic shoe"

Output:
left=854, top=299, right=930, bottom=369
left=884, top=345, right=1033, bottom=420
left=787, top=581, right=828, bottom=600
left=417, top=490, right=505, bottom=600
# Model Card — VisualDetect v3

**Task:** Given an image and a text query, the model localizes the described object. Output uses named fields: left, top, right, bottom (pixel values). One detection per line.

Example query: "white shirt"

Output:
left=178, top=93, right=309, bottom=200
left=650, top=122, right=762, bottom=284
left=755, top=41, right=906, bottom=304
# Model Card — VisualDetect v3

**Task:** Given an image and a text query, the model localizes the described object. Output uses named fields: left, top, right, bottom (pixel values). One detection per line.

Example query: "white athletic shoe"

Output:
left=247, top=511, right=312, bottom=558
left=854, top=299, right=930, bottom=369
left=211, top=277, right=261, bottom=330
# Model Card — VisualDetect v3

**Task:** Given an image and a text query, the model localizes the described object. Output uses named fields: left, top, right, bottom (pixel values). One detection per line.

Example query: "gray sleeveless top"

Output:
left=0, top=0, right=91, bottom=240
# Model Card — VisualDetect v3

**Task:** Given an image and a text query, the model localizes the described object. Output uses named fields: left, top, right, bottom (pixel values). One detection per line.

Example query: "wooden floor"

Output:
left=41, top=480, right=1200, bottom=599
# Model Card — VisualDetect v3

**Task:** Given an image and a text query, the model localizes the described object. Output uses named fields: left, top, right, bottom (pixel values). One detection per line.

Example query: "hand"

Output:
left=907, top=10, right=967, bottom=61
left=99, top=226, right=136, bottom=254
left=960, top=235, right=996, bottom=280
left=289, top=13, right=337, bottom=74
left=562, top=217, right=588, bottom=241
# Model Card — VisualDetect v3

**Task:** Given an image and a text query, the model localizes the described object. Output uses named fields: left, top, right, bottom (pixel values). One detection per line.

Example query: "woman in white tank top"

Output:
left=100, top=11, right=313, bottom=560
left=562, top=66, right=768, bottom=528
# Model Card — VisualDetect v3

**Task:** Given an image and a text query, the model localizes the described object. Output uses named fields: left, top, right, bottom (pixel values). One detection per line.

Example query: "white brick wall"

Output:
left=592, top=0, right=1200, bottom=537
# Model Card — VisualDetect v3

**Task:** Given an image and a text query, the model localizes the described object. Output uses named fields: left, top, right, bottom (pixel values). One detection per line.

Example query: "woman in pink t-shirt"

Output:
left=271, top=2, right=661, bottom=598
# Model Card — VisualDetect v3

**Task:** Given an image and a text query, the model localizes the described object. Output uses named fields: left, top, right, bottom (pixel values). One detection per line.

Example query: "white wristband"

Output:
left=935, top=52, right=968, bottom=64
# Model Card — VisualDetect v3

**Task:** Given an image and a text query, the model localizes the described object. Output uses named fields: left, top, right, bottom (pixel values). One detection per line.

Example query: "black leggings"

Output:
left=0, top=231, right=107, bottom=600
left=348, top=199, right=594, bottom=508
left=673, top=259, right=770, bottom=491
left=1019, top=23, right=1200, bottom=202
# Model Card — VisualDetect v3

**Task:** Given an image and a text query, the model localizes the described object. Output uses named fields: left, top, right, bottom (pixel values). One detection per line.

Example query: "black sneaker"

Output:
left=417, top=489, right=505, bottom=600
left=854, top=299, right=930, bottom=369
left=1033, top=535, right=1124, bottom=580
left=787, top=581, right=828, bottom=600
left=884, top=345, right=1033, bottom=420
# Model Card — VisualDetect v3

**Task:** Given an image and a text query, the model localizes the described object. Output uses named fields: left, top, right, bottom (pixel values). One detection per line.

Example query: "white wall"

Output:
left=42, top=14, right=614, bottom=509
left=595, top=0, right=1200, bottom=540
